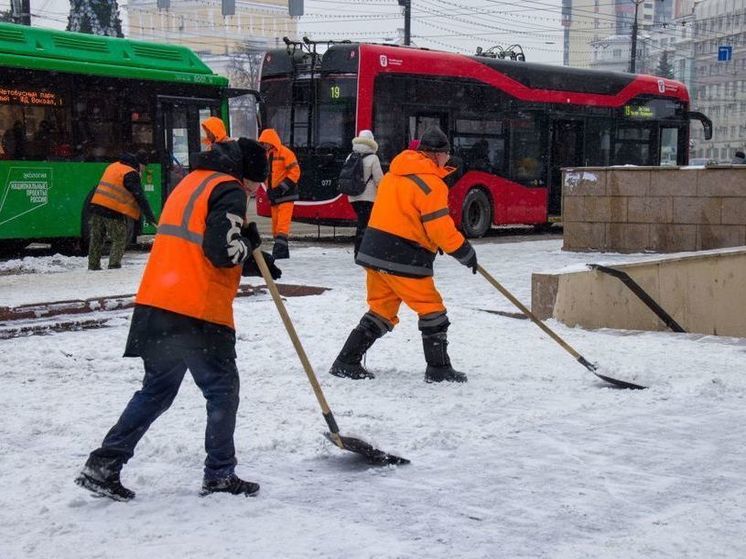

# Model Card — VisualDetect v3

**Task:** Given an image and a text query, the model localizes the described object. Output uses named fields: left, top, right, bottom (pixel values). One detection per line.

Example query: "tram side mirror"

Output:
left=688, top=111, right=713, bottom=141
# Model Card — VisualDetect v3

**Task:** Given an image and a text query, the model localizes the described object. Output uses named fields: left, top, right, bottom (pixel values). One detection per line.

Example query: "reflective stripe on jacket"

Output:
left=356, top=150, right=467, bottom=278
left=135, top=169, right=244, bottom=329
left=259, top=128, right=301, bottom=204
left=90, top=162, right=141, bottom=220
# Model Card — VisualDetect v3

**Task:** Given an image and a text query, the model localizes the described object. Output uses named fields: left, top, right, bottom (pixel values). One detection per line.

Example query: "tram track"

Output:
left=0, top=283, right=329, bottom=340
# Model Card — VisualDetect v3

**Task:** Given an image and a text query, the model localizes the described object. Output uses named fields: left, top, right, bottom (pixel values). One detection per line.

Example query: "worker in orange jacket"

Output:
left=329, top=127, right=478, bottom=383
left=201, top=116, right=229, bottom=148
left=258, top=128, right=300, bottom=259
left=76, top=138, right=282, bottom=501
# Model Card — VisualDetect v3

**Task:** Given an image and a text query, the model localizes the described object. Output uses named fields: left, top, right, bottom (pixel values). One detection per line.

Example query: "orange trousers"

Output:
left=270, top=202, right=293, bottom=238
left=366, top=269, right=446, bottom=328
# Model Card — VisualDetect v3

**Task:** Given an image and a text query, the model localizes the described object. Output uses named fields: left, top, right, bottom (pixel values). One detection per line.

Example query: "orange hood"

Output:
left=258, top=128, right=283, bottom=151
left=389, top=150, right=450, bottom=179
left=201, top=117, right=228, bottom=144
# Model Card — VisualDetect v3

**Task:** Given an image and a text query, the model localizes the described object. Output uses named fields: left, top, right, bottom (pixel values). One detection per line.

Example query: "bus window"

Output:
left=0, top=72, right=70, bottom=161
left=510, top=113, right=545, bottom=186
left=317, top=77, right=356, bottom=149
left=261, top=79, right=292, bottom=142
left=453, top=118, right=506, bottom=174
left=660, top=127, right=679, bottom=166
left=227, top=94, right=257, bottom=139
left=585, top=118, right=612, bottom=166
left=408, top=114, right=447, bottom=143
left=614, top=126, right=652, bottom=165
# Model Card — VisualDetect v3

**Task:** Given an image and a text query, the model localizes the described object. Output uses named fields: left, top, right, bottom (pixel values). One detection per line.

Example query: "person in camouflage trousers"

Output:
left=88, top=151, right=156, bottom=270
left=88, top=213, right=130, bottom=270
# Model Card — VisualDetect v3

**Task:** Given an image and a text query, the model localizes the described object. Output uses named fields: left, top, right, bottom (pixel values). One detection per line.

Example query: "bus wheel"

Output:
left=461, top=188, right=491, bottom=238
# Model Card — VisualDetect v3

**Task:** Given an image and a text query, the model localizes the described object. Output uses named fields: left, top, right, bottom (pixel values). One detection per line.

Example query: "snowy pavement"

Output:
left=1, top=240, right=745, bottom=558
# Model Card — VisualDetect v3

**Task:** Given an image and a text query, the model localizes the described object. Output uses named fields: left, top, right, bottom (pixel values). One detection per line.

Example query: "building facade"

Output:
left=126, top=0, right=298, bottom=56
left=690, top=0, right=746, bottom=160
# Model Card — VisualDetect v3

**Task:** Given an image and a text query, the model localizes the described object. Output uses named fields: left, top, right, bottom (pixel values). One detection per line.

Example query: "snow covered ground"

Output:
left=1, top=239, right=745, bottom=559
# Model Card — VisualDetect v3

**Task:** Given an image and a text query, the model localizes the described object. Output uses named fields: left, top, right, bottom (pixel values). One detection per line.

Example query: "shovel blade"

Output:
left=324, top=432, right=410, bottom=466
left=594, top=372, right=646, bottom=390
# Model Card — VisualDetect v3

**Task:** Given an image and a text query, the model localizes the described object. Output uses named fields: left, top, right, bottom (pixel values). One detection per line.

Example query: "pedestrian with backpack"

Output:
left=338, top=130, right=383, bottom=257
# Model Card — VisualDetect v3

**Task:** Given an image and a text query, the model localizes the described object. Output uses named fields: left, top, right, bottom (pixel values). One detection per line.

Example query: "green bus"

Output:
left=0, top=22, right=257, bottom=254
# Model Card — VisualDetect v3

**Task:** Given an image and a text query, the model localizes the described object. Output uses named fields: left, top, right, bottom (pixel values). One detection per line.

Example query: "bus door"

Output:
left=549, top=119, right=584, bottom=216
left=157, top=96, right=221, bottom=195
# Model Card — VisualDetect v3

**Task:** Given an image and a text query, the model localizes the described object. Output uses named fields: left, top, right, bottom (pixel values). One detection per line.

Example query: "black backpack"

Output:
left=337, top=152, right=373, bottom=196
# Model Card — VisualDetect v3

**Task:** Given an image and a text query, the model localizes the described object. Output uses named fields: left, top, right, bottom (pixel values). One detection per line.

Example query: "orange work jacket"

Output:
left=258, top=129, right=300, bottom=197
left=356, top=150, right=466, bottom=278
left=135, top=169, right=245, bottom=329
left=90, top=162, right=141, bottom=220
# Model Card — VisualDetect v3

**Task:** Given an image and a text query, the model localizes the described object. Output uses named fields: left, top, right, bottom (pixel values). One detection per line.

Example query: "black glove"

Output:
left=242, top=221, right=262, bottom=251
left=267, top=183, right=289, bottom=204
left=464, top=251, right=478, bottom=274
left=450, top=240, right=478, bottom=274
left=242, top=250, right=282, bottom=280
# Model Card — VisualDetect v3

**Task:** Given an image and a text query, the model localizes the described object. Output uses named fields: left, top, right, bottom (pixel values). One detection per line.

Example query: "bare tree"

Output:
left=227, top=42, right=265, bottom=89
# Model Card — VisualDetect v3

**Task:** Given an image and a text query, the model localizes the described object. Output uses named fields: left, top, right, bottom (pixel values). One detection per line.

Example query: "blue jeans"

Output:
left=90, top=348, right=240, bottom=480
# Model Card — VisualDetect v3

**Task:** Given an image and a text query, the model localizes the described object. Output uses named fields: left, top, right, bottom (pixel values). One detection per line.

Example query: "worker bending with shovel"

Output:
left=330, top=126, right=478, bottom=383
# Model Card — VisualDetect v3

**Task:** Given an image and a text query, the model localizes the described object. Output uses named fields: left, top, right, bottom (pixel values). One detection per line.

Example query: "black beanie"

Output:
left=417, top=127, right=450, bottom=153
left=238, top=137, right=269, bottom=182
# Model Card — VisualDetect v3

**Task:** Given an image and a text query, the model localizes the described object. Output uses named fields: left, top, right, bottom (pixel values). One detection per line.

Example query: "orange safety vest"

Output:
left=135, top=169, right=245, bottom=329
left=90, top=162, right=142, bottom=220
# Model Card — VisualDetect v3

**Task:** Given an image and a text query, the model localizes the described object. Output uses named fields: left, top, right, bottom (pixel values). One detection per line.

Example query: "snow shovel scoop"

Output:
left=477, top=265, right=645, bottom=390
left=251, top=248, right=410, bottom=465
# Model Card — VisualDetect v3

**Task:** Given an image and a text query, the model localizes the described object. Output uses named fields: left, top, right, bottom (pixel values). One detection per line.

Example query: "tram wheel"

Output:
left=461, top=188, right=492, bottom=238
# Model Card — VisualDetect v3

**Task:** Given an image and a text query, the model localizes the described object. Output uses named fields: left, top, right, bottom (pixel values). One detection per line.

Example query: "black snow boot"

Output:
left=75, top=456, right=135, bottom=502
left=272, top=238, right=289, bottom=259
left=423, top=332, right=468, bottom=383
left=201, top=474, right=260, bottom=497
left=329, top=327, right=380, bottom=380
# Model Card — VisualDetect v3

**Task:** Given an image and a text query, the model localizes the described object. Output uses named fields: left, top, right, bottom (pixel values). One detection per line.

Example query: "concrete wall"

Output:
left=562, top=166, right=746, bottom=252
left=531, top=248, right=746, bottom=337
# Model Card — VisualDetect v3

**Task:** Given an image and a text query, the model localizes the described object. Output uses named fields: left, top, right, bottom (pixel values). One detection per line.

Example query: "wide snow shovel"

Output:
left=252, top=248, right=409, bottom=465
left=477, top=265, right=645, bottom=390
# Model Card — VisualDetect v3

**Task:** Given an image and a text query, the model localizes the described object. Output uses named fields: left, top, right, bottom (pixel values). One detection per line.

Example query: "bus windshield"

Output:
left=261, top=76, right=357, bottom=150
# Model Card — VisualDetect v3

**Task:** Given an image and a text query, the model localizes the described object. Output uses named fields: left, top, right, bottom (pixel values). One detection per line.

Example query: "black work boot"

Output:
left=423, top=332, right=468, bottom=383
left=272, top=238, right=289, bottom=259
left=329, top=327, right=379, bottom=380
left=201, top=474, right=260, bottom=497
left=75, top=456, right=134, bottom=502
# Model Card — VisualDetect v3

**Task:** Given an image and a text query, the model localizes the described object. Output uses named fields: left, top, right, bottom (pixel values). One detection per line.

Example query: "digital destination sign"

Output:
left=0, top=88, right=64, bottom=107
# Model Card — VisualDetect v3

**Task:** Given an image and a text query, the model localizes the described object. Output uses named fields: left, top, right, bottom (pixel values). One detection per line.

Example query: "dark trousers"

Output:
left=89, top=349, right=240, bottom=480
left=351, top=201, right=374, bottom=257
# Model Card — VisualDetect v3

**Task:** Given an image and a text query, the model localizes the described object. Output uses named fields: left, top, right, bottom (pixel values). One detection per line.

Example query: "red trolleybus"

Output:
left=257, top=40, right=711, bottom=237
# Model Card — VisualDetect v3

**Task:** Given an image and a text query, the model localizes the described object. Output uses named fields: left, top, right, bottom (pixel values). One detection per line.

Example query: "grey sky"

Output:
left=2, top=0, right=563, bottom=64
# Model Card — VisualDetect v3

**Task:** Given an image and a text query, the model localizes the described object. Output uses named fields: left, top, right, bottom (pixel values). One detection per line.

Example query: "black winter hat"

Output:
left=238, top=137, right=269, bottom=182
left=417, top=126, right=450, bottom=153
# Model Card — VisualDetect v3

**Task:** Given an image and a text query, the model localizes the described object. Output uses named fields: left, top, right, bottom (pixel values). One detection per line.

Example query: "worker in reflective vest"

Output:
left=88, top=151, right=156, bottom=270
left=76, top=138, right=282, bottom=502
left=329, top=127, right=478, bottom=384
left=258, top=128, right=300, bottom=259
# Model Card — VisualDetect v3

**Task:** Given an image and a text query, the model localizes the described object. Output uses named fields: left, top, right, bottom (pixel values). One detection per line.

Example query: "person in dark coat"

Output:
left=75, top=138, right=281, bottom=501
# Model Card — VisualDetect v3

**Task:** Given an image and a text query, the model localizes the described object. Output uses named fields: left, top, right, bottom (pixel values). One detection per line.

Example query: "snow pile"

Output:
left=1, top=240, right=745, bottom=558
